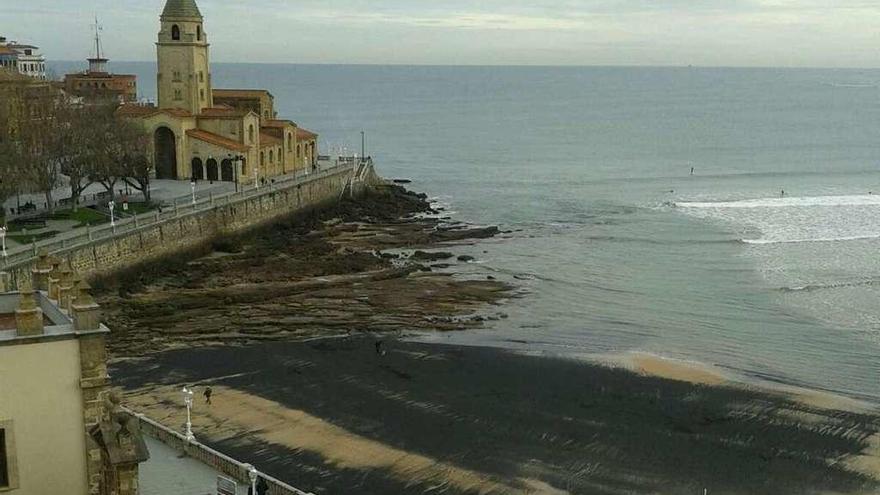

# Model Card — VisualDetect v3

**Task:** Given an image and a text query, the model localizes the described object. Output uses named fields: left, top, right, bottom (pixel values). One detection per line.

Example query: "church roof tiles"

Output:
left=296, top=128, right=318, bottom=140
left=213, top=88, right=274, bottom=99
left=260, top=133, right=282, bottom=147
left=186, top=129, right=249, bottom=152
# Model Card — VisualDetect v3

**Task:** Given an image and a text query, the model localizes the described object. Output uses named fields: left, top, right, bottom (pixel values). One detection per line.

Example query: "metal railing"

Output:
left=124, top=406, right=314, bottom=495
left=1, top=163, right=353, bottom=269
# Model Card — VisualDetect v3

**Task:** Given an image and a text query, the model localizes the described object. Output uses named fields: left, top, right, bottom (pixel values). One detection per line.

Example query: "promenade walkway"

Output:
left=0, top=159, right=354, bottom=269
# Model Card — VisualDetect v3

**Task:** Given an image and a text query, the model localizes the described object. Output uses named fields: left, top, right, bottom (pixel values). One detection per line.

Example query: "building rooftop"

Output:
left=161, top=0, right=202, bottom=19
left=0, top=291, right=108, bottom=345
left=259, top=132, right=282, bottom=146
left=262, top=119, right=297, bottom=128
left=186, top=129, right=249, bottom=152
left=213, top=88, right=274, bottom=100
left=296, top=128, right=318, bottom=140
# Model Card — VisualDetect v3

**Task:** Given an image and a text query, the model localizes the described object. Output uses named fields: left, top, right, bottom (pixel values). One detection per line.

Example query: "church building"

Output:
left=119, top=0, right=318, bottom=184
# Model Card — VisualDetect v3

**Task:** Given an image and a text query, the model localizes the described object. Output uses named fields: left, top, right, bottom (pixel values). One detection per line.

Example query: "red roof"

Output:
left=117, top=105, right=192, bottom=119
left=199, top=107, right=249, bottom=118
left=296, top=128, right=318, bottom=140
left=262, top=119, right=297, bottom=128
left=213, top=88, right=274, bottom=99
left=260, top=132, right=282, bottom=147
left=187, top=129, right=249, bottom=152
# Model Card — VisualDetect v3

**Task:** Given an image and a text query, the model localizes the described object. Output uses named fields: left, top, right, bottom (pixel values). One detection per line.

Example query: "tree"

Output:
left=61, top=104, right=97, bottom=212
left=117, top=121, right=153, bottom=203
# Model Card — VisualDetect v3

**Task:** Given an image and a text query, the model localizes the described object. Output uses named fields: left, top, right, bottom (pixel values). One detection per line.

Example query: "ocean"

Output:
left=53, top=61, right=880, bottom=402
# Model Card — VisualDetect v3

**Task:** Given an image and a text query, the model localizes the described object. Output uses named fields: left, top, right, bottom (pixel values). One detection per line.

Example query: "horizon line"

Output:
left=48, top=60, right=880, bottom=71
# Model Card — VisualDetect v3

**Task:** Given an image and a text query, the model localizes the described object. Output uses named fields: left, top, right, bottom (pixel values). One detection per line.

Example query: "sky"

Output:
left=4, top=0, right=880, bottom=67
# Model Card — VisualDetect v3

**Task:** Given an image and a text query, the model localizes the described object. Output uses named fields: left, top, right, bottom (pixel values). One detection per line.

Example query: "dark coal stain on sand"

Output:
left=113, top=336, right=880, bottom=495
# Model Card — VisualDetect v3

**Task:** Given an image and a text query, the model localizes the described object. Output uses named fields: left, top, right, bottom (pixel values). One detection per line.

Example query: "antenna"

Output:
left=93, top=15, right=103, bottom=59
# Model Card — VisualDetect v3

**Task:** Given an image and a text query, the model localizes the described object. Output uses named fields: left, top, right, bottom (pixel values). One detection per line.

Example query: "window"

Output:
left=171, top=24, right=180, bottom=40
left=287, top=133, right=292, bottom=152
left=200, top=89, right=205, bottom=101
left=0, top=428, right=7, bottom=487
left=199, top=71, right=204, bottom=83
left=260, top=152, right=264, bottom=166
left=0, top=421, right=18, bottom=490
left=269, top=150, right=274, bottom=163
left=174, top=89, right=182, bottom=101
left=248, top=124, right=254, bottom=143
left=197, top=25, right=202, bottom=41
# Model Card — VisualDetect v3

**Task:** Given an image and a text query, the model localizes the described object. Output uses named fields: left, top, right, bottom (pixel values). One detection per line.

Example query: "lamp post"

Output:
left=254, top=166, right=259, bottom=189
left=0, top=226, right=6, bottom=258
left=182, top=386, right=195, bottom=442
left=246, top=464, right=258, bottom=494
left=190, top=180, right=196, bottom=205
left=108, top=201, right=116, bottom=228
left=229, top=153, right=241, bottom=193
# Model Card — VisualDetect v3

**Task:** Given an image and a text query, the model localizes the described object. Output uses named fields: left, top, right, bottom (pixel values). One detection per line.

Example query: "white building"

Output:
left=0, top=37, right=46, bottom=80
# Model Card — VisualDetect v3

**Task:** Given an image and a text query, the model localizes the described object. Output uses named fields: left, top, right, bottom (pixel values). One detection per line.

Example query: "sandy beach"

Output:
left=113, top=336, right=880, bottom=495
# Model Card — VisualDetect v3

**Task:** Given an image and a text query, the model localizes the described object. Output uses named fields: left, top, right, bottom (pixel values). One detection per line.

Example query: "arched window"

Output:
left=260, top=152, right=265, bottom=166
left=287, top=133, right=292, bottom=152
left=297, top=144, right=302, bottom=157
left=248, top=124, right=254, bottom=143
left=171, top=24, right=180, bottom=40
left=196, top=25, right=202, bottom=41
left=269, top=150, right=274, bottom=163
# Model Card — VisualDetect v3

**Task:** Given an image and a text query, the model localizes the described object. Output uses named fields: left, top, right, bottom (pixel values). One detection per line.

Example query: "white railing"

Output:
left=123, top=406, right=314, bottom=495
left=1, top=164, right=353, bottom=269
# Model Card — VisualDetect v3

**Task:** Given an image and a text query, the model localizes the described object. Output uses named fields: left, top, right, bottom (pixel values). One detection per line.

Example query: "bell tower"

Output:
left=156, top=0, right=213, bottom=114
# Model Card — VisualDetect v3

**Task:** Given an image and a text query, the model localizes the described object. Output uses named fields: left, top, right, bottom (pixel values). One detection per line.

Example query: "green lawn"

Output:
left=49, top=208, right=109, bottom=227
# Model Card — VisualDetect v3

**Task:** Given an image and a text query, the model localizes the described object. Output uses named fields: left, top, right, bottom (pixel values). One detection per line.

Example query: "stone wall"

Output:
left=4, top=164, right=369, bottom=290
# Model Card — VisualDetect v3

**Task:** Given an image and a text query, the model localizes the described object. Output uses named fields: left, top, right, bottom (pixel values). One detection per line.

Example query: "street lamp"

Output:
left=254, top=166, right=259, bottom=189
left=190, top=180, right=196, bottom=205
left=0, top=226, right=6, bottom=258
left=182, top=386, right=195, bottom=442
left=108, top=201, right=116, bottom=228
left=246, top=464, right=258, bottom=494
left=228, top=153, right=243, bottom=193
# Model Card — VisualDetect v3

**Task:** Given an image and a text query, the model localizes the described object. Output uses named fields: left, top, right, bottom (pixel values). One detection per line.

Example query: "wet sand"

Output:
left=113, top=336, right=880, bottom=495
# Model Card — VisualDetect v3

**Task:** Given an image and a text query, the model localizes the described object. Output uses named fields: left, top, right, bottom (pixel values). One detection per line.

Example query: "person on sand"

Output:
left=781, top=189, right=785, bottom=197
left=204, top=386, right=212, bottom=405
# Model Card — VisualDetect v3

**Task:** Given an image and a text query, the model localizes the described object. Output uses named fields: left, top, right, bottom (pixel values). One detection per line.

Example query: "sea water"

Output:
left=52, top=62, right=880, bottom=402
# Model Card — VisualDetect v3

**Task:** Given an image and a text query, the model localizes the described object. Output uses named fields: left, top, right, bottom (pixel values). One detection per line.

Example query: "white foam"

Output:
left=678, top=194, right=880, bottom=245
left=743, top=234, right=880, bottom=245
left=679, top=194, right=880, bottom=209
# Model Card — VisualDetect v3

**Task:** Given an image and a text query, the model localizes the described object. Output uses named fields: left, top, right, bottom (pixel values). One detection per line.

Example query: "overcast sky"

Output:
left=5, top=0, right=880, bottom=67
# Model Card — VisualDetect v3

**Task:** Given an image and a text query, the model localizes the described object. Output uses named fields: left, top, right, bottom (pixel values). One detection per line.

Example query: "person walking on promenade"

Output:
left=204, top=386, right=213, bottom=405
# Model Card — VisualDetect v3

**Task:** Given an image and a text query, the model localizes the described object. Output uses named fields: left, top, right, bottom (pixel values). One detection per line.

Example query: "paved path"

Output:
left=140, top=436, right=248, bottom=495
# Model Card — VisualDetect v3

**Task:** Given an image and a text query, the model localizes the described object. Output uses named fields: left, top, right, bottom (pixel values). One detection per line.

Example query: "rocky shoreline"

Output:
left=96, top=185, right=516, bottom=358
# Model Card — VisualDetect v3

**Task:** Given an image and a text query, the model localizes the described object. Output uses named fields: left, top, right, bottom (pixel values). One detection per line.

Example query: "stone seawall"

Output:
left=4, top=163, right=375, bottom=290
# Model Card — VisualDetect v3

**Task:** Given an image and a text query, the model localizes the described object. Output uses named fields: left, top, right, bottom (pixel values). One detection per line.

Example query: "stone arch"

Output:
left=221, top=159, right=234, bottom=181
left=171, top=24, right=180, bottom=41
left=206, top=158, right=219, bottom=181
left=191, top=158, right=204, bottom=180
left=154, top=127, right=177, bottom=180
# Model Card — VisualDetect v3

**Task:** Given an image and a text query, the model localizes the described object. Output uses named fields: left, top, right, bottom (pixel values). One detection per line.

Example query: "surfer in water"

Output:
left=690, top=167, right=695, bottom=176
left=781, top=189, right=785, bottom=197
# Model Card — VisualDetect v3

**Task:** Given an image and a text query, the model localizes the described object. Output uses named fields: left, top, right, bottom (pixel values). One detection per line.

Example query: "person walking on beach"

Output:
left=781, top=189, right=785, bottom=197
left=690, top=166, right=695, bottom=176
left=204, top=386, right=212, bottom=405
